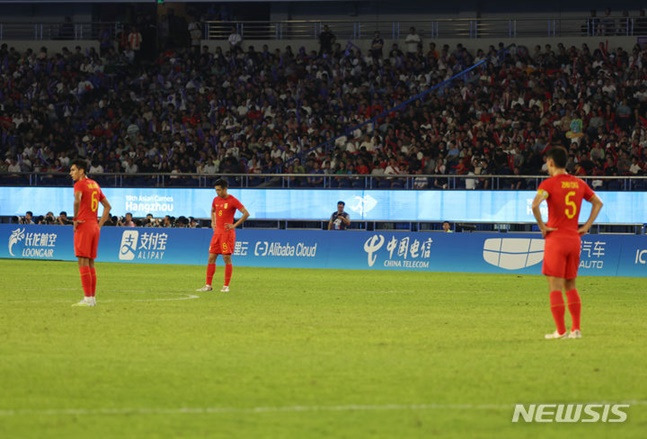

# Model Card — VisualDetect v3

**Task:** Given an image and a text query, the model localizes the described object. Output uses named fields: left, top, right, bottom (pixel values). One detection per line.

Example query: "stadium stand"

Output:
left=1, top=35, right=645, bottom=189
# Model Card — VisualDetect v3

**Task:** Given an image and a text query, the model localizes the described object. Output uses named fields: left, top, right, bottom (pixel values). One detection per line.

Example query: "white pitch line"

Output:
left=1, top=400, right=645, bottom=417
left=4, top=294, right=200, bottom=304
left=0, top=403, right=509, bottom=417
left=133, top=294, right=200, bottom=302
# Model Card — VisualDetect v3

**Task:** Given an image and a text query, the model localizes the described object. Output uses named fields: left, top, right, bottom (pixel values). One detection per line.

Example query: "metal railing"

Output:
left=0, top=16, right=643, bottom=41
left=206, top=16, right=647, bottom=41
left=0, top=22, right=120, bottom=41
left=1, top=172, right=646, bottom=191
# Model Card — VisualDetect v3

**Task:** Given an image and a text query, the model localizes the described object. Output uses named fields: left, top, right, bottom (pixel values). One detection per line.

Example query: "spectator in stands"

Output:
left=119, top=212, right=136, bottom=227
left=318, top=25, right=336, bottom=57
left=127, top=26, right=143, bottom=65
left=188, top=17, right=202, bottom=49
left=442, top=221, right=453, bottom=233
left=227, top=25, right=242, bottom=54
left=404, top=27, right=422, bottom=57
left=39, top=212, right=56, bottom=225
left=370, top=31, right=384, bottom=61
left=20, top=211, right=35, bottom=225
left=58, top=211, right=73, bottom=225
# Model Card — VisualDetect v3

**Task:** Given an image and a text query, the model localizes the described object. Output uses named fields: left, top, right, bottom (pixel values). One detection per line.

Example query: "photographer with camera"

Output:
left=328, top=201, right=351, bottom=231
left=57, top=211, right=73, bottom=225
left=39, top=211, right=57, bottom=225
left=19, top=211, right=35, bottom=225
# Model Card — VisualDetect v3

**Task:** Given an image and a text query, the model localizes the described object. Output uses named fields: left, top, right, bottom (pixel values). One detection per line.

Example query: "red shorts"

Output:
left=542, top=233, right=581, bottom=279
left=209, top=230, right=235, bottom=255
left=74, top=221, right=100, bottom=259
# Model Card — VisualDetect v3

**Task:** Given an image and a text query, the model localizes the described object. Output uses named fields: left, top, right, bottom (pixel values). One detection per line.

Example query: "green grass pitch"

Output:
left=0, top=259, right=646, bottom=438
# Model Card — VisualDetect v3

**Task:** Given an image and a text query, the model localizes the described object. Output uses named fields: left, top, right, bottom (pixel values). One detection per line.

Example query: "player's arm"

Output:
left=73, top=190, right=82, bottom=231
left=228, top=207, right=250, bottom=230
left=211, top=206, right=217, bottom=230
left=531, top=189, right=556, bottom=238
left=578, top=194, right=603, bottom=235
left=98, top=198, right=111, bottom=228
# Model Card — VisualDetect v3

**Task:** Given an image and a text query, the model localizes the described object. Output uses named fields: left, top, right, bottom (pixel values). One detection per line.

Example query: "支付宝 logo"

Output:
left=119, top=230, right=139, bottom=260
left=119, top=230, right=168, bottom=261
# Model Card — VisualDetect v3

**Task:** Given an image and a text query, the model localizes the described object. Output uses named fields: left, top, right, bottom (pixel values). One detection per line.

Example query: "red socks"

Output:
left=224, top=264, right=233, bottom=287
left=549, top=291, right=566, bottom=335
left=79, top=266, right=92, bottom=297
left=206, top=263, right=216, bottom=285
left=89, top=267, right=96, bottom=297
left=205, top=263, right=232, bottom=287
left=565, top=289, right=581, bottom=331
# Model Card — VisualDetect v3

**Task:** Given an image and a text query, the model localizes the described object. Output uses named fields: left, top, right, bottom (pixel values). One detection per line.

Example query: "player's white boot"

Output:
left=220, top=286, right=230, bottom=292
left=544, top=330, right=568, bottom=339
left=568, top=329, right=582, bottom=339
left=196, top=285, right=213, bottom=292
left=72, top=297, right=96, bottom=307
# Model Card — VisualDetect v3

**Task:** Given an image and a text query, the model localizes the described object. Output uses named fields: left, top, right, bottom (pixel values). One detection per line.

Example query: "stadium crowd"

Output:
left=1, top=30, right=647, bottom=190
left=16, top=209, right=200, bottom=228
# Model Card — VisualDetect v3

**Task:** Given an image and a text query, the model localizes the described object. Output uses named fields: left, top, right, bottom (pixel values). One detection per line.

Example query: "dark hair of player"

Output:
left=546, top=146, right=568, bottom=169
left=71, top=159, right=89, bottom=172
left=214, top=178, right=228, bottom=188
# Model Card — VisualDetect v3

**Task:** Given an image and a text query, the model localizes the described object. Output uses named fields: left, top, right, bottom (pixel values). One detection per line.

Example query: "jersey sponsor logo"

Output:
left=7, top=227, right=57, bottom=258
left=348, top=195, right=378, bottom=215
left=511, top=403, right=629, bottom=423
left=482, top=238, right=544, bottom=270
left=363, top=234, right=432, bottom=269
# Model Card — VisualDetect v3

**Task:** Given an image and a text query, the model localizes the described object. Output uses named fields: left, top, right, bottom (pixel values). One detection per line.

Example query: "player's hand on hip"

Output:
left=541, top=226, right=557, bottom=238
left=578, top=226, right=590, bottom=235
left=225, top=223, right=234, bottom=230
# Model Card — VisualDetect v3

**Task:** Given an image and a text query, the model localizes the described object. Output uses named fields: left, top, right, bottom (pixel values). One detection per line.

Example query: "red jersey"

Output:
left=73, top=178, right=105, bottom=222
left=537, top=173, right=595, bottom=236
left=212, top=195, right=244, bottom=232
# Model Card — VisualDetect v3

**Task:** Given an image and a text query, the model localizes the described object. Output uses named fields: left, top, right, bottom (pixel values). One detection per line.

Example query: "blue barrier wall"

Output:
left=2, top=187, right=647, bottom=224
left=2, top=225, right=647, bottom=277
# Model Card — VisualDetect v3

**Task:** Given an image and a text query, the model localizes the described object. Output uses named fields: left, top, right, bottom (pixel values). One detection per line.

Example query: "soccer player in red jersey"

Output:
left=531, top=147, right=603, bottom=339
left=69, top=159, right=111, bottom=307
left=197, top=178, right=249, bottom=293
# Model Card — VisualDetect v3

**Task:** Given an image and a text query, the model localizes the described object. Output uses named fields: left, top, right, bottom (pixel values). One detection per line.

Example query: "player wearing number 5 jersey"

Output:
left=197, top=178, right=249, bottom=293
left=69, top=159, right=112, bottom=307
left=532, top=147, right=603, bottom=340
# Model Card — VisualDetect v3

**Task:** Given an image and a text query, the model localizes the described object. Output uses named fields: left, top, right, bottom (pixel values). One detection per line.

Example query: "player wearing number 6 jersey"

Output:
left=69, top=159, right=112, bottom=307
left=197, top=178, right=249, bottom=293
left=532, top=147, right=603, bottom=340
